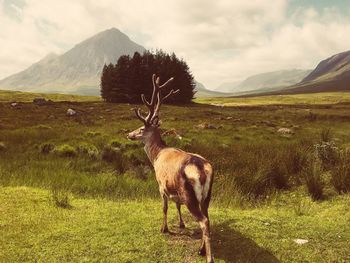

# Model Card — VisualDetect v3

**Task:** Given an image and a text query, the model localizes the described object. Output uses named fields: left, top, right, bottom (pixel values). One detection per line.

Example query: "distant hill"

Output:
left=252, top=50, right=350, bottom=96
left=195, top=81, right=229, bottom=97
left=0, top=28, right=145, bottom=95
left=302, top=50, right=350, bottom=83
left=217, top=69, right=311, bottom=94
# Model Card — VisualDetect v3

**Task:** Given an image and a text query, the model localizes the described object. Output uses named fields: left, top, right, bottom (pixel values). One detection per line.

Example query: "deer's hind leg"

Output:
left=184, top=190, right=214, bottom=263
left=176, top=202, right=185, bottom=229
left=160, top=194, right=169, bottom=233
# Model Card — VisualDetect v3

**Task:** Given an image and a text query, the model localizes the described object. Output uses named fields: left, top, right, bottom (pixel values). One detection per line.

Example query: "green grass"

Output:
left=1, top=186, right=349, bottom=262
left=196, top=92, right=350, bottom=106
left=0, top=89, right=100, bottom=102
left=1, top=91, right=350, bottom=261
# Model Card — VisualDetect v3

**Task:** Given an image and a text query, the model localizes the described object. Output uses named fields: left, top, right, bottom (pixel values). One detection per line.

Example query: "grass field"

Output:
left=196, top=92, right=350, bottom=106
left=0, top=90, right=100, bottom=102
left=1, top=90, right=350, bottom=262
left=1, top=187, right=349, bottom=263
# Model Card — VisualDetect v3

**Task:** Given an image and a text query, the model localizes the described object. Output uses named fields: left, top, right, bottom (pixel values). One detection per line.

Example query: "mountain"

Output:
left=216, top=69, right=311, bottom=94
left=194, top=81, right=229, bottom=97
left=302, top=50, right=350, bottom=83
left=0, top=28, right=145, bottom=95
left=254, top=50, right=350, bottom=96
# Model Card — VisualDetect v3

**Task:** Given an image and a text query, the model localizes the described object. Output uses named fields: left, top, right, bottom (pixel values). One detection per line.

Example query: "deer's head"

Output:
left=127, top=74, right=179, bottom=143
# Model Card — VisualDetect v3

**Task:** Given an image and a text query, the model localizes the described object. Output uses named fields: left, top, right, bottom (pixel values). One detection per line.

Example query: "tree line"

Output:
left=100, top=50, right=195, bottom=104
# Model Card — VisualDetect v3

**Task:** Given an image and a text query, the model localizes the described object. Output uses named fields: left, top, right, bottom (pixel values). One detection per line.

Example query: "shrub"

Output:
left=54, top=144, right=77, bottom=157
left=315, top=141, right=338, bottom=169
left=40, top=143, right=55, bottom=154
left=77, top=143, right=99, bottom=159
left=303, top=158, right=324, bottom=200
left=331, top=151, right=350, bottom=193
left=315, top=128, right=339, bottom=169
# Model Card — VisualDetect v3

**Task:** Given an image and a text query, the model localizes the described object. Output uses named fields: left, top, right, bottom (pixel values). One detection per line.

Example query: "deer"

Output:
left=127, top=74, right=214, bottom=263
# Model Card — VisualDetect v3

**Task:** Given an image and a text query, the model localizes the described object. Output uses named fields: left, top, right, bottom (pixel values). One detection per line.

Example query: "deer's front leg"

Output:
left=161, top=194, right=169, bottom=233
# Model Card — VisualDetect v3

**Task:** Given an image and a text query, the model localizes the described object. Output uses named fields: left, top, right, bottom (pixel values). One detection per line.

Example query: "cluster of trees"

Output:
left=100, top=50, right=195, bottom=104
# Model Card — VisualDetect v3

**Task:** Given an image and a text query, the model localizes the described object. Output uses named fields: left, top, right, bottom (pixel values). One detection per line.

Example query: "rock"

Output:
left=66, top=108, right=77, bottom=116
left=33, top=97, right=47, bottom=105
left=10, top=102, right=18, bottom=107
left=210, top=103, right=225, bottom=107
left=277, top=127, right=294, bottom=135
left=293, top=239, right=308, bottom=245
left=195, top=123, right=217, bottom=129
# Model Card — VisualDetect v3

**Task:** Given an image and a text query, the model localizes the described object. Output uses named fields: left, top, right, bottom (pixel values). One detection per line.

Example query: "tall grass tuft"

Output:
left=303, top=157, right=324, bottom=200
left=331, top=150, right=350, bottom=193
left=50, top=187, right=72, bottom=209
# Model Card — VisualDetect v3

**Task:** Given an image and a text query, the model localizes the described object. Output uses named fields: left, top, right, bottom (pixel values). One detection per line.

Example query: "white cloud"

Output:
left=1, top=0, right=350, bottom=89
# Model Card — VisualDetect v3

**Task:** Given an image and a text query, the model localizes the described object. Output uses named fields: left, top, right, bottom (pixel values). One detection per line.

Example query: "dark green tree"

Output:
left=100, top=63, right=114, bottom=101
left=100, top=50, right=195, bottom=104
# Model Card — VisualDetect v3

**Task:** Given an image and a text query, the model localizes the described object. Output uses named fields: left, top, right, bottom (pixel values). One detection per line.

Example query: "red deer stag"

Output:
left=127, top=74, right=214, bottom=263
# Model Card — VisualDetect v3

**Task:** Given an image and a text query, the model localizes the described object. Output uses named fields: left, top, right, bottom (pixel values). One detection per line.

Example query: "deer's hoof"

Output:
left=161, top=226, right=169, bottom=233
left=198, top=247, right=206, bottom=256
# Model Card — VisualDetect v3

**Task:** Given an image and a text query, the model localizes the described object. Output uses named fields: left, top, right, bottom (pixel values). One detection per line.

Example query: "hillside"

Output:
left=195, top=81, right=230, bottom=97
left=217, top=69, right=311, bottom=94
left=0, top=28, right=145, bottom=95
left=247, top=50, right=350, bottom=96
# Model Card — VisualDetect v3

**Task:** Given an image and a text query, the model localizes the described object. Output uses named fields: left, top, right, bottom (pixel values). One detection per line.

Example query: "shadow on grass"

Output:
left=211, top=219, right=280, bottom=263
left=169, top=219, right=279, bottom=263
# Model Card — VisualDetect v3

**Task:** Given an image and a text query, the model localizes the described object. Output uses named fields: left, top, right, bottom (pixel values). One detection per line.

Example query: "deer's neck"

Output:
left=144, top=132, right=166, bottom=165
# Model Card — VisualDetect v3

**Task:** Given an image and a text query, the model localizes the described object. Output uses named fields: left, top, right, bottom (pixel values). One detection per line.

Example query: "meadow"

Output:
left=1, top=90, right=350, bottom=262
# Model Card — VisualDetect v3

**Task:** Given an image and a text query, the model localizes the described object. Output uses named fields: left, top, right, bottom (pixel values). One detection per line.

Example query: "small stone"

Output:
left=277, top=127, right=294, bottom=135
left=66, top=108, right=77, bottom=116
left=293, top=239, right=308, bottom=245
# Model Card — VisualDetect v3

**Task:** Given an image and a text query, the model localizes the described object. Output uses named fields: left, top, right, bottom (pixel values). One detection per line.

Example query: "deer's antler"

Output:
left=134, top=74, right=179, bottom=126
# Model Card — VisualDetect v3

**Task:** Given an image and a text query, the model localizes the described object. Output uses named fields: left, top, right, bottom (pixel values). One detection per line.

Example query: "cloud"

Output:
left=1, top=0, right=350, bottom=89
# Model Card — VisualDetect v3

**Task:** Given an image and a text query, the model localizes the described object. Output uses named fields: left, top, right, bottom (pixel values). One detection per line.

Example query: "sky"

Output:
left=1, top=0, right=350, bottom=89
